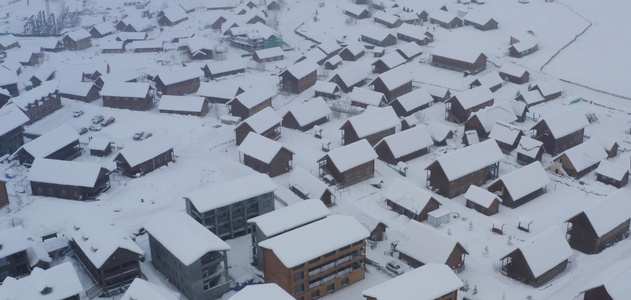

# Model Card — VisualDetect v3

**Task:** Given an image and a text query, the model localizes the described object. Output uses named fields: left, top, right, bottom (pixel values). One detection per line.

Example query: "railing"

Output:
left=103, top=266, right=140, bottom=281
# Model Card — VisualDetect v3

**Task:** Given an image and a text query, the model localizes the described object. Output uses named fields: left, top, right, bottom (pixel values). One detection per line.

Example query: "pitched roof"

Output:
left=229, top=284, right=294, bottom=300
left=582, top=258, right=631, bottom=299
left=205, top=58, right=247, bottom=75
left=499, top=63, right=529, bottom=78
left=371, top=63, right=412, bottom=90
left=185, top=173, right=276, bottom=213
left=155, top=66, right=203, bottom=86
left=427, top=139, right=503, bottom=181
left=362, top=264, right=463, bottom=300
left=449, top=86, right=494, bottom=110
left=284, top=97, right=331, bottom=127
left=572, top=189, right=631, bottom=237
left=31, top=63, right=56, bottom=82
left=100, top=82, right=150, bottom=98
left=361, top=27, right=396, bottom=42
left=518, top=90, right=544, bottom=105
left=429, top=9, right=461, bottom=24
left=0, top=103, right=29, bottom=137
left=238, top=106, right=281, bottom=133
left=467, top=101, right=517, bottom=133
left=21, top=124, right=79, bottom=159
left=196, top=81, right=243, bottom=99
left=396, top=41, right=423, bottom=59
left=374, top=11, right=400, bottom=25
left=396, top=23, right=430, bottom=41
left=91, top=22, right=115, bottom=35
left=87, top=138, right=110, bottom=151
left=158, top=95, right=206, bottom=113
left=349, top=87, right=387, bottom=107
left=391, top=88, right=433, bottom=112
left=432, top=45, right=484, bottom=64
left=28, top=158, right=105, bottom=188
left=340, top=42, right=365, bottom=56
left=532, top=81, right=563, bottom=97
left=117, top=136, right=174, bottom=168
left=343, top=2, right=369, bottom=16
left=66, top=28, right=91, bottom=41
left=517, top=136, right=543, bottom=159
left=470, top=73, right=503, bottom=89
left=160, top=5, right=188, bottom=23
left=331, top=64, right=370, bottom=87
left=313, top=81, right=340, bottom=94
left=556, top=139, right=607, bottom=172
left=248, top=199, right=330, bottom=237
left=502, top=227, right=571, bottom=278
left=317, top=40, right=342, bottom=55
left=488, top=121, right=522, bottom=145
left=464, top=185, right=499, bottom=209
left=397, top=221, right=467, bottom=265
left=492, top=161, right=550, bottom=200
left=533, top=108, right=589, bottom=139
left=254, top=46, right=284, bottom=59
left=594, top=160, right=629, bottom=181
left=238, top=132, right=291, bottom=164
left=11, top=80, right=59, bottom=110
left=281, top=60, right=319, bottom=79
left=288, top=166, right=331, bottom=200
left=0, top=262, right=83, bottom=300
left=120, top=279, right=180, bottom=300
left=344, top=106, right=400, bottom=138
left=0, top=226, right=30, bottom=259
left=228, top=85, right=276, bottom=109
left=59, top=81, right=95, bottom=97
left=463, top=11, right=495, bottom=25
left=325, top=139, right=378, bottom=173
left=0, top=34, right=18, bottom=47
left=383, top=178, right=438, bottom=213
left=374, top=126, right=433, bottom=159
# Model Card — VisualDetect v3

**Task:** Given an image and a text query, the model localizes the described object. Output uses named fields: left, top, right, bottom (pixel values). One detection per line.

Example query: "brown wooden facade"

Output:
left=509, top=43, right=538, bottom=58
left=431, top=53, right=487, bottom=74
left=202, top=65, right=245, bottom=79
left=426, top=162, right=498, bottom=199
left=487, top=180, right=545, bottom=209
left=365, top=290, right=456, bottom=300
left=554, top=153, right=600, bottom=179
left=338, top=47, right=365, bottom=61
left=465, top=198, right=500, bottom=216
left=319, top=156, right=375, bottom=187
left=596, top=171, right=629, bottom=188
left=62, top=36, right=91, bottom=51
left=279, top=69, right=317, bottom=94
left=429, top=16, right=462, bottom=29
left=386, top=198, right=440, bottom=223
left=18, top=140, right=81, bottom=166
left=235, top=122, right=281, bottom=145
left=71, top=242, right=142, bottom=290
left=282, top=112, right=328, bottom=132
left=582, top=286, right=616, bottom=300
left=154, top=77, right=200, bottom=96
left=242, top=148, right=293, bottom=177
left=501, top=250, right=568, bottom=287
left=340, top=122, right=395, bottom=146
left=228, top=98, right=272, bottom=120
left=330, top=74, right=365, bottom=93
left=371, top=77, right=412, bottom=102
left=0, top=180, right=8, bottom=209
left=499, top=70, right=529, bottom=85
left=531, top=122, right=584, bottom=156
left=0, top=247, right=29, bottom=282
left=464, top=18, right=498, bottom=31
left=103, top=93, right=153, bottom=111
left=446, top=97, right=493, bottom=124
left=115, top=148, right=174, bottom=177
left=361, top=34, right=397, bottom=47
left=60, top=85, right=100, bottom=103
left=30, top=168, right=110, bottom=201
left=398, top=243, right=468, bottom=271
left=374, top=142, right=428, bottom=165
left=20, top=92, right=62, bottom=125
left=566, top=213, right=630, bottom=255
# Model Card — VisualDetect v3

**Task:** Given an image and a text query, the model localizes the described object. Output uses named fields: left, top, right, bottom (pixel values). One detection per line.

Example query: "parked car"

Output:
left=73, top=110, right=84, bottom=118
left=386, top=260, right=404, bottom=275
left=89, top=125, right=101, bottom=131
left=92, top=115, right=104, bottom=124
left=133, top=131, right=144, bottom=140
left=78, top=127, right=88, bottom=135
left=101, top=117, right=115, bottom=127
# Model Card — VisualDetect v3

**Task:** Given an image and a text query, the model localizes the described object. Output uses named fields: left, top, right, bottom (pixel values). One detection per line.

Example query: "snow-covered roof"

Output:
left=254, top=46, right=284, bottom=59
left=532, top=82, right=563, bottom=98
left=464, top=185, right=499, bottom=208
left=499, top=64, right=528, bottom=78
left=507, top=99, right=527, bottom=116
left=259, top=215, right=369, bottom=268
left=332, top=64, right=370, bottom=87
left=449, top=86, right=494, bottom=110
left=468, top=101, right=517, bottom=133
left=556, top=139, right=607, bottom=172
left=374, top=126, right=433, bottom=158
left=21, top=124, right=79, bottom=159
left=120, top=278, right=180, bottom=300
left=488, top=121, right=522, bottom=145
left=29, top=158, right=105, bottom=188
left=158, top=95, right=206, bottom=113
left=464, top=130, right=479, bottom=145
left=430, top=9, right=461, bottom=24
left=392, top=88, right=433, bottom=112
left=0, top=226, right=30, bottom=259
left=67, top=217, right=144, bottom=268
left=348, top=87, right=386, bottom=107
left=425, top=122, right=453, bottom=142
left=31, top=63, right=56, bottom=82
left=396, top=41, right=423, bottom=59
left=463, top=11, right=495, bottom=25
left=87, top=138, right=110, bottom=151
left=470, top=73, right=503, bottom=89
left=229, top=283, right=294, bottom=300
left=397, top=221, right=466, bottom=265
left=341, top=42, right=365, bottom=56
left=361, top=27, right=395, bottom=43
left=155, top=66, right=203, bottom=86
left=205, top=58, right=247, bottom=75
left=282, top=60, right=319, bottom=79
left=227, top=23, right=280, bottom=40
left=98, top=68, right=141, bottom=84
left=185, top=36, right=215, bottom=55
left=65, top=28, right=91, bottom=41
left=503, top=227, right=572, bottom=278
left=196, top=81, right=242, bottom=99
left=117, top=136, right=174, bottom=168
left=313, top=81, right=340, bottom=94
left=325, top=139, right=378, bottom=173
left=238, top=132, right=290, bottom=163
left=592, top=134, right=617, bottom=151
left=374, top=10, right=400, bottom=24
left=300, top=47, right=327, bottom=64
left=317, top=40, right=342, bottom=55
left=185, top=173, right=276, bottom=213
left=100, top=82, right=150, bottom=98
left=595, top=160, right=629, bottom=180
left=238, top=106, right=281, bottom=133
left=432, top=45, right=484, bottom=64
left=374, top=51, right=406, bottom=70
left=517, top=136, right=543, bottom=159
left=0, top=67, right=18, bottom=86
left=536, top=109, right=590, bottom=139
left=511, top=39, right=538, bottom=53
left=284, top=97, right=331, bottom=127
left=428, top=139, right=503, bottom=181
left=228, top=85, right=276, bottom=109
left=11, top=80, right=59, bottom=110
left=128, top=40, right=164, bottom=50
left=0, top=34, right=18, bottom=47
left=362, top=264, right=463, bottom=300
left=91, top=22, right=115, bottom=36
left=493, top=161, right=550, bottom=200
left=123, top=17, right=152, bottom=31
left=145, top=212, right=229, bottom=266
left=248, top=199, right=330, bottom=237
left=0, top=262, right=83, bottom=300
left=59, top=81, right=94, bottom=97
left=573, top=189, right=631, bottom=238
left=116, top=32, right=148, bottom=41
left=288, top=166, right=331, bottom=200
left=518, top=90, right=544, bottom=105
left=383, top=178, right=438, bottom=213
left=0, top=103, right=29, bottom=137
left=582, top=258, right=631, bottom=299
left=343, top=2, right=369, bottom=16
left=344, top=106, right=400, bottom=138
left=161, top=5, right=188, bottom=23
left=325, top=55, right=342, bottom=67
left=396, top=23, right=430, bottom=41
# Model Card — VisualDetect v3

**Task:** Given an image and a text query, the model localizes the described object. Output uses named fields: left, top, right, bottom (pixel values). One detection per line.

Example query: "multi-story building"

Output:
left=145, top=212, right=231, bottom=299
left=259, top=215, right=369, bottom=300
left=0, top=226, right=51, bottom=282
left=0, top=103, right=29, bottom=157
left=10, top=80, right=61, bottom=125
left=185, top=173, right=276, bottom=240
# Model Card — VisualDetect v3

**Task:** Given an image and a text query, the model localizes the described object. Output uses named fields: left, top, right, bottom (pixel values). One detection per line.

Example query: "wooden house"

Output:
left=29, top=64, right=55, bottom=88
left=499, top=64, right=530, bottom=85
left=62, top=29, right=91, bottom=51
left=516, top=136, right=544, bottom=165
left=463, top=130, right=479, bottom=146
left=114, top=136, right=174, bottom=177
left=371, top=51, right=406, bottom=74
left=530, top=109, right=589, bottom=155
left=429, top=10, right=462, bottom=29
left=426, top=122, right=454, bottom=146
left=40, top=38, right=64, bottom=52
left=384, top=178, right=441, bottom=222
left=253, top=47, right=284, bottom=63
left=318, top=139, right=378, bottom=187
left=500, top=228, right=572, bottom=286
left=464, top=101, right=517, bottom=139
left=279, top=60, right=319, bottom=94
left=121, top=18, right=152, bottom=32
left=184, top=36, right=215, bottom=60
left=340, top=107, right=399, bottom=145
left=593, top=135, right=618, bottom=158
left=128, top=40, right=163, bottom=52
left=581, top=258, right=631, bottom=300
left=88, top=138, right=112, bottom=157
left=431, top=47, right=487, bottom=74
left=203, top=58, right=247, bottom=80
left=343, top=3, right=370, bottom=19
left=516, top=90, right=545, bottom=107
left=373, top=11, right=402, bottom=28
left=15, top=124, right=80, bottom=166
left=100, top=41, right=125, bottom=53
left=374, top=126, right=433, bottom=164
left=595, top=160, right=629, bottom=188
left=101, top=82, right=153, bottom=111
left=463, top=12, right=498, bottom=31
left=68, top=219, right=144, bottom=290
left=363, top=264, right=462, bottom=300
left=361, top=29, right=397, bottom=47
left=329, top=64, right=370, bottom=93
left=234, top=107, right=282, bottom=145
left=154, top=67, right=203, bottom=96
left=238, top=132, right=293, bottom=177
left=566, top=189, right=631, bottom=255
left=553, top=140, right=607, bottom=179
left=158, top=6, right=188, bottom=26
left=369, top=67, right=412, bottom=102
left=10, top=80, right=61, bottom=124
left=425, top=139, right=503, bottom=198
left=0, top=262, right=82, bottom=300
left=507, top=99, right=528, bottom=122
left=0, top=226, right=51, bottom=282
left=226, top=86, right=275, bottom=120
left=266, top=0, right=281, bottom=10
left=397, top=221, right=468, bottom=272
left=295, top=47, right=327, bottom=65
left=0, top=104, right=29, bottom=157
left=29, top=158, right=111, bottom=200
left=464, top=185, right=500, bottom=216
left=158, top=95, right=209, bottom=117
left=313, top=81, right=341, bottom=99
left=15, top=51, right=39, bottom=66
left=225, top=23, right=281, bottom=52
left=487, top=162, right=550, bottom=208
left=400, top=115, right=419, bottom=131
left=324, top=55, right=342, bottom=70
left=288, top=166, right=336, bottom=206
left=509, top=36, right=538, bottom=58
left=469, top=73, right=504, bottom=92
left=258, top=215, right=369, bottom=300
left=489, top=121, right=524, bottom=153
left=196, top=82, right=244, bottom=104
left=399, top=10, right=428, bottom=24
left=317, top=40, right=343, bottom=59
left=59, top=82, right=100, bottom=103
left=348, top=87, right=387, bottom=108
left=445, top=86, right=494, bottom=124
left=89, top=23, right=115, bottom=38
left=396, top=23, right=432, bottom=45
left=529, top=81, right=563, bottom=102
left=395, top=42, right=423, bottom=61
left=424, top=86, right=451, bottom=103
left=0, top=89, right=9, bottom=108
left=282, top=97, right=331, bottom=131
left=339, top=43, right=365, bottom=61
left=0, top=34, right=19, bottom=51
left=389, top=88, right=433, bottom=117
left=115, top=32, right=149, bottom=45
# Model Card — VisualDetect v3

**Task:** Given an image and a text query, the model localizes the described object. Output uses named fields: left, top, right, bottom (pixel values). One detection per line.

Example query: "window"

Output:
left=346, top=175, right=352, bottom=181
left=294, top=284, right=304, bottom=295
left=356, top=170, right=362, bottom=177
left=292, top=264, right=304, bottom=270
left=327, top=283, right=334, bottom=293
left=366, top=167, right=372, bottom=173
left=312, top=290, right=320, bottom=299
left=341, top=277, right=349, bottom=286
left=294, top=271, right=304, bottom=282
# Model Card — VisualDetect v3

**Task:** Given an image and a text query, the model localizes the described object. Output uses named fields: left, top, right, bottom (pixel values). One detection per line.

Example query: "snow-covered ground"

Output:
left=1, top=0, right=631, bottom=299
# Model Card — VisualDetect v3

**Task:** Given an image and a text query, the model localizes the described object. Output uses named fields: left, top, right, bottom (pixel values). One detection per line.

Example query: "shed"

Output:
left=348, top=87, right=387, bottom=108
left=88, top=138, right=112, bottom=157
left=464, top=185, right=500, bottom=216
left=487, top=162, right=550, bottom=208
left=594, top=160, right=629, bottom=188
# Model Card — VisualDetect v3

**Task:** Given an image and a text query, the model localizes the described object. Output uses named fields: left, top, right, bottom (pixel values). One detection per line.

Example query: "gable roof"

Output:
left=343, top=106, right=400, bottom=138
left=489, top=121, right=522, bottom=145
left=185, top=173, right=276, bottom=213
left=196, top=81, right=242, bottom=100
left=532, top=81, right=563, bottom=97
left=432, top=45, right=484, bottom=64
left=449, top=86, right=494, bottom=110
left=425, top=122, right=453, bottom=143
left=238, top=132, right=291, bottom=164
left=396, top=41, right=423, bottom=59
left=117, top=136, right=174, bottom=168
left=317, top=40, right=342, bottom=56
left=464, top=185, right=499, bottom=208
left=0, top=226, right=30, bottom=259
left=533, top=109, right=589, bottom=139
left=581, top=258, right=631, bottom=299
left=230, top=284, right=294, bottom=300
left=427, top=139, right=503, bottom=181
left=29, top=158, right=105, bottom=188
left=91, top=22, right=115, bottom=36
left=284, top=97, right=331, bottom=127
left=254, top=46, right=284, bottom=60
left=325, top=139, right=378, bottom=173
left=396, top=23, right=430, bottom=41
left=361, top=27, right=396, bottom=42
left=391, top=88, right=433, bottom=112
left=65, top=28, right=91, bottom=41
left=371, top=63, right=412, bottom=90
left=155, top=66, right=203, bottom=86
left=0, top=103, right=29, bottom=137
left=492, top=161, right=550, bottom=200
left=120, top=279, right=180, bottom=300
left=383, top=178, right=438, bottom=213
left=21, top=124, right=79, bottom=159
left=343, top=2, right=369, bottom=16
left=281, top=60, right=319, bottom=80
left=158, top=95, right=206, bottom=113
left=470, top=73, right=503, bottom=89
left=288, top=166, right=332, bottom=200
left=31, top=63, right=56, bottom=82
left=204, top=58, right=247, bottom=75
left=517, top=136, right=543, bottom=159
left=362, top=264, right=463, bottom=300
left=160, top=5, right=188, bottom=23
left=468, top=101, right=517, bottom=133
left=11, top=80, right=59, bottom=110
left=374, top=126, right=433, bottom=159
left=100, top=82, right=150, bottom=98
left=499, top=64, right=529, bottom=78
left=0, top=262, right=83, bottom=300
left=0, top=34, right=18, bottom=47
left=332, top=64, right=370, bottom=87
left=397, top=221, right=467, bottom=265
left=248, top=199, right=330, bottom=237
left=518, top=90, right=544, bottom=105
left=340, top=42, right=365, bottom=56
left=59, top=81, right=95, bottom=97
left=228, top=85, right=276, bottom=109
left=430, top=9, right=461, bottom=24
left=299, top=47, right=327, bottom=64
left=556, top=139, right=607, bottom=172
left=237, top=106, right=281, bottom=133
left=463, top=11, right=495, bottom=25
left=502, top=227, right=572, bottom=278
left=594, top=160, right=629, bottom=181
left=349, top=87, right=387, bottom=107
left=571, top=189, right=631, bottom=238
left=313, top=81, right=340, bottom=94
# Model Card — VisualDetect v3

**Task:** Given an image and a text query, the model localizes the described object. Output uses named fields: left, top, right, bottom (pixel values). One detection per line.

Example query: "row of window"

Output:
left=294, top=278, right=350, bottom=299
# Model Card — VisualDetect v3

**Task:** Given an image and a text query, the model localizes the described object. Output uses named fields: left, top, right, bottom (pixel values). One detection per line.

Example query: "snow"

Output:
left=374, top=126, right=433, bottom=159
left=317, top=40, right=342, bottom=56
left=258, top=215, right=369, bottom=268
left=205, top=58, right=247, bottom=75
left=313, top=81, right=339, bottom=94
left=392, top=88, right=433, bottom=112
left=470, top=73, right=503, bottom=90
left=196, top=82, right=243, bottom=100
left=361, top=28, right=395, bottom=44
left=66, top=28, right=91, bottom=42
left=0, top=262, right=83, bottom=300
left=0, top=103, right=29, bottom=137
left=341, top=42, right=365, bottom=56
left=332, top=64, right=371, bottom=88
left=594, top=160, right=629, bottom=181
left=464, top=130, right=479, bottom=144
left=59, top=81, right=94, bottom=97
left=227, top=23, right=280, bottom=40
left=463, top=11, right=495, bottom=26
left=300, top=47, right=327, bottom=64
left=493, top=161, right=550, bottom=201
left=282, top=59, right=319, bottom=80
left=556, top=139, right=608, bottom=173
left=396, top=23, right=429, bottom=41
left=0, top=34, right=18, bottom=47
left=324, top=139, right=378, bottom=173
left=532, top=81, right=563, bottom=97
left=344, top=106, right=400, bottom=138
left=28, top=158, right=104, bottom=188
left=534, top=108, right=589, bottom=139
left=97, top=68, right=142, bottom=84
left=21, top=124, right=79, bottom=159
left=464, top=185, right=499, bottom=209
left=517, top=136, right=543, bottom=159
left=499, top=63, right=528, bottom=78
left=518, top=90, right=544, bottom=106
left=581, top=258, right=631, bottom=299
left=425, top=122, right=453, bottom=143
left=248, top=199, right=330, bottom=237
left=429, top=10, right=461, bottom=25
left=468, top=101, right=517, bottom=133
left=117, top=135, right=174, bottom=168
left=31, top=63, right=56, bottom=82
left=25, top=240, right=52, bottom=267
left=161, top=5, right=188, bottom=23
left=362, top=263, right=463, bottom=300
left=576, top=189, right=631, bottom=238
left=228, top=283, right=294, bottom=300
left=450, top=86, right=494, bottom=110
left=510, top=39, right=538, bottom=53
left=228, top=86, right=276, bottom=109
left=253, top=47, right=284, bottom=60
left=10, top=80, right=59, bottom=110
left=145, top=211, right=229, bottom=266
left=91, top=22, right=115, bottom=36
left=87, top=138, right=110, bottom=151
left=395, top=42, right=423, bottom=60
left=397, top=221, right=465, bottom=265
left=382, top=178, right=438, bottom=213
left=128, top=40, right=164, bottom=50
left=185, top=173, right=276, bottom=213
left=238, top=132, right=289, bottom=164
left=0, top=226, right=30, bottom=259
left=155, top=66, right=203, bottom=86
left=325, top=54, right=342, bottom=67
left=284, top=97, right=331, bottom=127
left=343, top=3, right=369, bottom=17
left=429, top=139, right=504, bottom=181
left=158, top=95, right=206, bottom=113
left=238, top=106, right=281, bottom=133
left=372, top=64, right=412, bottom=90
left=120, top=278, right=181, bottom=300
left=488, top=121, right=522, bottom=145
left=503, top=227, right=572, bottom=278
left=373, top=11, right=400, bottom=25
left=287, top=166, right=331, bottom=200
left=100, top=82, right=151, bottom=98
left=67, top=217, right=144, bottom=269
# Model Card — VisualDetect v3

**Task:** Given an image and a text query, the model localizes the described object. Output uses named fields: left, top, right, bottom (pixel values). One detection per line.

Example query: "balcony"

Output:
left=103, top=265, right=140, bottom=282
left=308, top=264, right=363, bottom=291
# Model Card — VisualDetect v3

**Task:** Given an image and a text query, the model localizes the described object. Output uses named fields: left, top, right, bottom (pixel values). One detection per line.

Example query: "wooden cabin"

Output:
left=29, top=159, right=111, bottom=200
left=343, top=3, right=370, bottom=19
left=384, top=178, right=441, bottom=222
left=339, top=43, right=365, bottom=61
left=196, top=82, right=245, bottom=104
left=10, top=81, right=61, bottom=124
left=509, top=37, right=538, bottom=58
left=552, top=140, right=607, bottom=179
left=499, top=64, right=530, bottom=84
left=114, top=136, right=174, bottom=177
left=226, top=86, right=275, bottom=120
left=279, top=60, right=318, bottom=94
left=361, top=30, right=397, bottom=47
left=158, top=95, right=209, bottom=116
left=429, top=10, right=462, bottom=29
left=396, top=23, right=433, bottom=45
left=282, top=97, right=331, bottom=131
left=530, top=109, right=589, bottom=155
left=487, top=162, right=550, bottom=208
left=469, top=73, right=503, bottom=92
left=397, top=221, right=468, bottom=272
left=463, top=12, right=498, bottom=31
left=238, top=132, right=293, bottom=177
left=340, top=107, right=399, bottom=145
left=594, top=160, right=629, bottom=188
left=464, top=185, right=500, bottom=216
left=373, top=11, right=402, bottom=28
left=158, top=6, right=188, bottom=26
left=313, top=81, right=341, bottom=99
left=59, top=82, right=100, bottom=103
left=253, top=47, right=284, bottom=63
left=529, top=81, right=563, bottom=102
left=88, top=138, right=113, bottom=157
left=16, top=124, right=80, bottom=165
left=516, top=136, right=544, bottom=165
left=363, top=264, right=462, bottom=300
left=581, top=258, right=631, bottom=300
left=89, top=23, right=115, bottom=38
left=374, top=126, right=433, bottom=165
left=154, top=67, right=203, bottom=96
left=62, top=29, right=92, bottom=51
left=463, top=101, right=517, bottom=139
left=288, top=166, right=336, bottom=206
left=203, top=58, right=247, bottom=79
left=234, top=107, right=282, bottom=145
left=489, top=121, right=524, bottom=153
left=369, top=68, right=412, bottom=102
left=389, top=88, right=433, bottom=117
left=431, top=47, right=487, bottom=74
left=329, top=64, right=370, bottom=92
left=101, top=82, right=153, bottom=111
left=445, top=87, right=494, bottom=124
left=318, top=139, right=378, bottom=187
